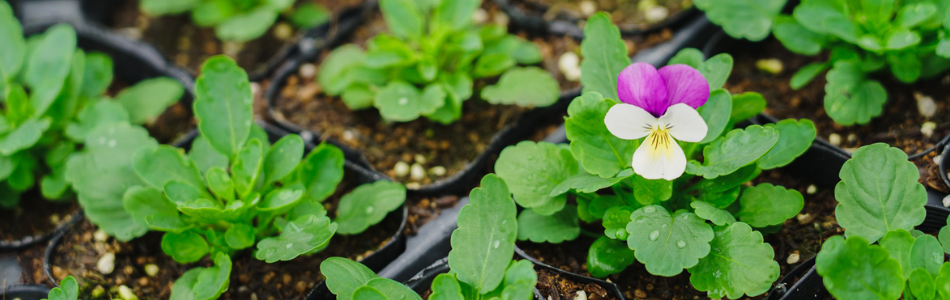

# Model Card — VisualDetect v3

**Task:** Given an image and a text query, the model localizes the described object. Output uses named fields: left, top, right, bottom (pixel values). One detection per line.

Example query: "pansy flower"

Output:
left=605, top=63, right=709, bottom=180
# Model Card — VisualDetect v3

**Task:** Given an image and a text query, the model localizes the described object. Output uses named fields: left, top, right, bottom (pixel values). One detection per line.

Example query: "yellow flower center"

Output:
left=644, top=125, right=675, bottom=160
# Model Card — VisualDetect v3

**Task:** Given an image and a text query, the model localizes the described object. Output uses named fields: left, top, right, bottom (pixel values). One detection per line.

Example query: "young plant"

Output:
left=318, top=0, right=559, bottom=124
left=320, top=174, right=537, bottom=300
left=139, top=0, right=330, bottom=42
left=694, top=0, right=950, bottom=125
left=67, top=56, right=406, bottom=300
left=44, top=276, right=79, bottom=300
left=0, top=3, right=183, bottom=208
left=812, top=143, right=950, bottom=299
left=491, top=13, right=817, bottom=299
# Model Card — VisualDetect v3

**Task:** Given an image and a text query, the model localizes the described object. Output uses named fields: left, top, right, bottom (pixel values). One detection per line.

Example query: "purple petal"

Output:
left=658, top=64, right=709, bottom=110
left=617, top=63, right=668, bottom=117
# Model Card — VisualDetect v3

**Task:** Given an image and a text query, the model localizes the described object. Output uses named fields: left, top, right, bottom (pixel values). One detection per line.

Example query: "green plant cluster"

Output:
left=814, top=143, right=950, bottom=300
left=320, top=174, right=537, bottom=300
left=139, top=0, right=330, bottom=42
left=695, top=0, right=950, bottom=125
left=0, top=2, right=183, bottom=208
left=66, top=55, right=407, bottom=300
left=489, top=13, right=817, bottom=299
left=318, top=0, right=559, bottom=124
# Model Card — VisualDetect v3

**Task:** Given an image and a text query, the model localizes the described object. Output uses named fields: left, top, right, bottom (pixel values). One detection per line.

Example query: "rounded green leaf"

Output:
left=448, top=174, right=517, bottom=293
left=335, top=180, right=406, bottom=234
left=736, top=183, right=803, bottom=228
left=694, top=0, right=785, bottom=41
left=374, top=81, right=444, bottom=122
left=170, top=252, right=231, bottom=300
left=494, top=141, right=577, bottom=210
left=379, top=0, right=424, bottom=39
left=626, top=206, right=714, bottom=276
left=912, top=235, right=944, bottom=277
left=815, top=235, right=904, bottom=300
left=205, top=167, right=235, bottom=202
left=0, top=118, right=51, bottom=155
left=690, top=201, right=736, bottom=226
left=224, top=223, right=255, bottom=250
left=688, top=125, right=779, bottom=179
left=298, top=143, right=345, bottom=202
left=835, top=144, right=926, bottom=243
left=517, top=206, right=580, bottom=243
left=255, top=215, right=337, bottom=263
left=115, top=77, right=184, bottom=124
left=880, top=229, right=915, bottom=279
left=935, top=263, right=950, bottom=299
left=161, top=231, right=210, bottom=263
left=430, top=273, right=464, bottom=300
left=481, top=67, right=559, bottom=107
left=321, top=257, right=379, bottom=300
left=688, top=222, right=779, bottom=299
left=0, top=1, right=25, bottom=88
left=772, top=16, right=826, bottom=55
left=824, top=61, right=886, bottom=125
left=259, top=183, right=306, bottom=211
left=194, top=55, right=253, bottom=157
left=133, top=145, right=205, bottom=191
left=758, top=119, right=816, bottom=170
left=697, top=89, right=732, bottom=144
left=911, top=268, right=937, bottom=300
left=564, top=92, right=638, bottom=177
left=580, top=13, right=628, bottom=100
left=214, top=8, right=277, bottom=42
left=588, top=236, right=636, bottom=278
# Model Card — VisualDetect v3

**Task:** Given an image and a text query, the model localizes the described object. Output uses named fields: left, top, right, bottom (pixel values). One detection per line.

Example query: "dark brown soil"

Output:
left=724, top=38, right=950, bottom=192
left=110, top=0, right=363, bottom=77
left=514, top=0, right=692, bottom=32
left=0, top=191, right=78, bottom=247
left=105, top=80, right=194, bottom=145
left=272, top=3, right=671, bottom=187
left=48, top=176, right=404, bottom=300
left=519, top=169, right=841, bottom=299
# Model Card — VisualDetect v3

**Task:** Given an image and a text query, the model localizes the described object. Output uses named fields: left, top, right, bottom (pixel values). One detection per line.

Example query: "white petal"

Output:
left=605, top=103, right=656, bottom=140
left=632, top=131, right=687, bottom=181
left=658, top=103, right=708, bottom=143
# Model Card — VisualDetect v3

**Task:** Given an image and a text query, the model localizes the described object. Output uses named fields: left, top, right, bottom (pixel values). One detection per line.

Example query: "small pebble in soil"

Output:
left=806, top=184, right=817, bottom=195
left=342, top=130, right=357, bottom=141
left=430, top=166, right=447, bottom=176
left=559, top=52, right=582, bottom=82
left=473, top=8, right=489, bottom=24
left=644, top=6, right=670, bottom=23
left=406, top=182, right=422, bottom=189
left=634, top=288, right=648, bottom=298
left=50, top=213, right=60, bottom=224
left=797, top=213, right=815, bottom=224
left=579, top=1, right=597, bottom=16
left=943, top=195, right=950, bottom=208
left=410, top=163, right=426, bottom=181
left=91, top=285, right=106, bottom=297
left=394, top=161, right=410, bottom=177
left=299, top=63, right=317, bottom=79
left=251, top=293, right=259, bottom=300
left=916, top=92, right=938, bottom=118
left=93, top=229, right=109, bottom=242
left=250, top=82, right=262, bottom=98
left=138, top=277, right=149, bottom=286
left=787, top=251, right=801, bottom=264
left=118, top=285, right=138, bottom=300
left=828, top=133, right=842, bottom=146
left=414, top=154, right=427, bottom=164
left=494, top=12, right=509, bottom=26
left=935, top=155, right=942, bottom=165
left=223, top=41, right=244, bottom=58
left=98, top=252, right=116, bottom=274
left=755, top=58, right=784, bottom=75
left=847, top=133, right=856, bottom=143
left=922, top=121, right=937, bottom=138
left=144, top=264, right=159, bottom=277
left=274, top=22, right=294, bottom=40
left=574, top=290, right=588, bottom=300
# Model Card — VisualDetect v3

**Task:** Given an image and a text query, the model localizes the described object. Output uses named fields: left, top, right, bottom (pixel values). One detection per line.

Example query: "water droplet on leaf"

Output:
left=677, top=240, right=686, bottom=248
left=649, top=230, right=659, bottom=241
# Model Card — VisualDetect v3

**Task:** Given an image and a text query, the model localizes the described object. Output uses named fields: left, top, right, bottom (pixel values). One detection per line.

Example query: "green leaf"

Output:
left=728, top=92, right=766, bottom=123
left=335, top=181, right=406, bottom=234
left=815, top=235, right=904, bottom=300
left=940, top=221, right=950, bottom=254
left=565, top=92, right=638, bottom=177
left=259, top=183, right=305, bottom=211
left=449, top=174, right=518, bottom=293
left=26, top=25, right=75, bottom=117
left=689, top=222, right=779, bottom=299
left=911, top=235, right=944, bottom=277
left=696, top=53, right=734, bottom=90
left=45, top=276, right=79, bottom=300
left=224, top=223, right=255, bottom=250
left=204, top=167, right=234, bottom=202
left=936, top=263, right=950, bottom=299
left=363, top=278, right=422, bottom=300
left=77, top=52, right=112, bottom=98
left=65, top=101, right=130, bottom=142
left=517, top=206, right=580, bottom=243
left=374, top=81, right=444, bottom=122
left=693, top=0, right=785, bottom=41
left=911, top=268, right=937, bottom=300
left=66, top=124, right=157, bottom=241
left=887, top=52, right=922, bottom=83
left=194, top=55, right=253, bottom=157
left=580, top=13, right=629, bottom=100
left=697, top=90, right=732, bottom=144
left=342, top=83, right=377, bottom=110
left=632, top=175, right=672, bottom=205
left=123, top=186, right=188, bottom=232
left=687, top=125, right=779, bottom=179
left=472, top=53, right=515, bottom=78
left=169, top=252, right=231, bottom=300
left=161, top=231, right=210, bottom=263
left=40, top=167, right=70, bottom=200
left=133, top=145, right=205, bottom=192
left=263, top=134, right=304, bottom=185
left=881, top=229, right=916, bottom=279
left=430, top=274, right=465, bottom=300
left=191, top=0, right=237, bottom=27
left=0, top=1, right=25, bottom=93
left=140, top=0, right=199, bottom=15
left=897, top=3, right=937, bottom=28
left=321, top=257, right=380, bottom=300
left=791, top=62, right=829, bottom=90
left=772, top=16, right=826, bottom=55
left=380, top=0, right=424, bottom=39
left=626, top=206, right=714, bottom=276
left=255, top=215, right=337, bottom=263
left=232, top=138, right=264, bottom=197
left=550, top=169, right=631, bottom=197
left=189, top=136, right=229, bottom=175
left=757, top=119, right=815, bottom=170
left=290, top=3, right=330, bottom=29
left=0, top=118, right=51, bottom=155
left=318, top=45, right=366, bottom=96
left=690, top=201, right=736, bottom=226
left=352, top=286, right=387, bottom=300
left=494, top=141, right=576, bottom=211
left=735, top=183, right=803, bottom=228
left=824, top=61, right=886, bottom=125
left=215, top=8, right=277, bottom=42
left=587, top=236, right=636, bottom=278
left=481, top=67, right=559, bottom=107
left=115, top=77, right=183, bottom=124
left=298, top=143, right=345, bottom=202
left=5, top=84, right=32, bottom=127
left=365, top=35, right=416, bottom=69
left=835, top=144, right=926, bottom=243
left=432, top=0, right=478, bottom=30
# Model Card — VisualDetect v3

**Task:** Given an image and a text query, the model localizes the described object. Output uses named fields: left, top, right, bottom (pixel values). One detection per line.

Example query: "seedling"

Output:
left=318, top=0, right=559, bottom=124
left=139, top=0, right=330, bottom=42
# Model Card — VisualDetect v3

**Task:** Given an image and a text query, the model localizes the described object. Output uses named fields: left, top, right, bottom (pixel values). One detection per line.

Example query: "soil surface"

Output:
left=48, top=176, right=403, bottom=300
left=513, top=0, right=692, bottom=32
left=519, top=169, right=842, bottom=299
left=106, top=80, right=195, bottom=145
left=0, top=193, right=77, bottom=248
left=109, top=0, right=364, bottom=77
left=272, top=2, right=672, bottom=187
left=723, top=39, right=950, bottom=192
